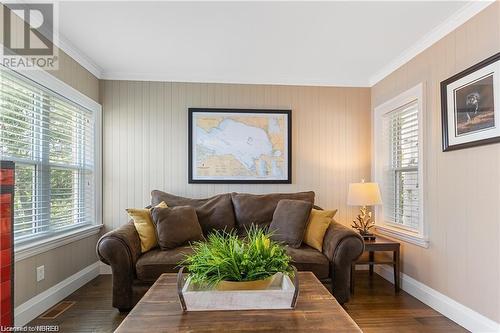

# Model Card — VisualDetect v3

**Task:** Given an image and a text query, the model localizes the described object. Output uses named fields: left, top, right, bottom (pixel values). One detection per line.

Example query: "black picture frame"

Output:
left=441, top=52, right=500, bottom=151
left=188, top=108, right=292, bottom=184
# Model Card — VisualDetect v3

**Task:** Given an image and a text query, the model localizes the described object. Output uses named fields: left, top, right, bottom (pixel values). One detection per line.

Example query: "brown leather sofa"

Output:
left=97, top=191, right=364, bottom=311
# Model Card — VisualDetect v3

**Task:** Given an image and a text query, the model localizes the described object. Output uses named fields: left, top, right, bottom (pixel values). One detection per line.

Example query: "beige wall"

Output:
left=49, top=52, right=99, bottom=102
left=0, top=5, right=102, bottom=306
left=14, top=235, right=99, bottom=306
left=101, top=81, right=371, bottom=232
left=371, top=2, right=500, bottom=323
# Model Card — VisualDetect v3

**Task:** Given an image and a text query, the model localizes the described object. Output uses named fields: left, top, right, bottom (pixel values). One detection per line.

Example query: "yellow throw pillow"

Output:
left=303, top=209, right=338, bottom=252
left=126, top=201, right=168, bottom=253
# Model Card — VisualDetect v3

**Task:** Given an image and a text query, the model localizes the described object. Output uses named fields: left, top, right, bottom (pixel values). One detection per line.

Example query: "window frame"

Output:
left=373, top=83, right=428, bottom=248
left=1, top=66, right=103, bottom=261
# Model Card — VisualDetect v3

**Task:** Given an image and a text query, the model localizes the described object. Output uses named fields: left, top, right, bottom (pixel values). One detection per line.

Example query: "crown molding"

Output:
left=55, top=35, right=103, bottom=79
left=100, top=71, right=370, bottom=87
left=368, top=0, right=495, bottom=87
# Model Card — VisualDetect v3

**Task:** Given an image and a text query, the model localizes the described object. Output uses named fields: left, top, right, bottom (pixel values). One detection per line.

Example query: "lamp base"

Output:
left=359, top=232, right=376, bottom=241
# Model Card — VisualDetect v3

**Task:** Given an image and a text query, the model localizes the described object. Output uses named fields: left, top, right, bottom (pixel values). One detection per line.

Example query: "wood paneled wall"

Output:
left=371, top=2, right=500, bottom=323
left=101, top=82, right=371, bottom=231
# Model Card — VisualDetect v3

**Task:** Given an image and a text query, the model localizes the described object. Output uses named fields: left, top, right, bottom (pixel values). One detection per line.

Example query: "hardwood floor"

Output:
left=345, top=271, right=468, bottom=333
left=28, top=276, right=126, bottom=333
left=27, top=271, right=467, bottom=332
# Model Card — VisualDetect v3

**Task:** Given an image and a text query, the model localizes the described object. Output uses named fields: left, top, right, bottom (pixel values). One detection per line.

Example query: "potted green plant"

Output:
left=181, top=227, right=293, bottom=291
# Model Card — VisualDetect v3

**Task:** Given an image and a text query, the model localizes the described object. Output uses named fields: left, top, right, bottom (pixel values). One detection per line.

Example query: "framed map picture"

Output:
left=441, top=52, right=500, bottom=151
left=188, top=108, right=291, bottom=184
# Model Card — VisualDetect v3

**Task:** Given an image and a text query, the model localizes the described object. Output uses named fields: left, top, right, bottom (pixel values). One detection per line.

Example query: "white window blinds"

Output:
left=382, top=100, right=420, bottom=231
left=0, top=68, right=96, bottom=242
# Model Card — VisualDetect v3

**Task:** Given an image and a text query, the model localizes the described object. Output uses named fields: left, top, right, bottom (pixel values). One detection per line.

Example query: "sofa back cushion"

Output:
left=269, top=199, right=313, bottom=248
left=231, top=191, right=315, bottom=233
left=151, top=191, right=236, bottom=235
left=151, top=206, right=204, bottom=250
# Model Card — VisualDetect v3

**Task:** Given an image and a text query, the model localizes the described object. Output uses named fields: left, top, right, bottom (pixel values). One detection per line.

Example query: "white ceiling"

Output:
left=58, top=1, right=489, bottom=87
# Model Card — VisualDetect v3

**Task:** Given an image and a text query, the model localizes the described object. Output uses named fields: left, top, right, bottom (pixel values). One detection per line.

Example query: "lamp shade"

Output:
left=347, top=182, right=382, bottom=206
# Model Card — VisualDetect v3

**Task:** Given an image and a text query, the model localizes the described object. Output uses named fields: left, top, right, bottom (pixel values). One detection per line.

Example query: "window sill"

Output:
left=14, top=224, right=103, bottom=262
left=375, top=224, right=429, bottom=248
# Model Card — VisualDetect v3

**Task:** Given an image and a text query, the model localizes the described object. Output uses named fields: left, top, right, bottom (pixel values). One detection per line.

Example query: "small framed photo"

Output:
left=441, top=52, right=500, bottom=151
left=188, top=108, right=291, bottom=184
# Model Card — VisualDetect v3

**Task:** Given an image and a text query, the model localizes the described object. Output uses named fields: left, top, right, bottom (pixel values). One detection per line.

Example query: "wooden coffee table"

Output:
left=115, top=272, right=361, bottom=332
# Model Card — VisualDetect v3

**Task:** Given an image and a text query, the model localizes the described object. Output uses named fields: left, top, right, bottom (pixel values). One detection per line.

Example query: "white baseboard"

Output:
left=374, top=265, right=500, bottom=333
left=99, top=262, right=111, bottom=274
left=15, top=261, right=100, bottom=327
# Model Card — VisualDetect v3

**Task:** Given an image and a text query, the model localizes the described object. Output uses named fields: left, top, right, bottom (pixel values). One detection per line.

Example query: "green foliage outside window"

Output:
left=0, top=70, right=93, bottom=240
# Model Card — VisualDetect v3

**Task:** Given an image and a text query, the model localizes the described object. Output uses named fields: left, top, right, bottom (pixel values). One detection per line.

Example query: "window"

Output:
left=373, top=84, right=427, bottom=247
left=0, top=68, right=101, bottom=248
left=384, top=102, right=419, bottom=229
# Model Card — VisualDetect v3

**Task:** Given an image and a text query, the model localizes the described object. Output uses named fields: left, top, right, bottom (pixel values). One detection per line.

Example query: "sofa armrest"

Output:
left=322, top=221, right=364, bottom=304
left=96, top=222, right=141, bottom=311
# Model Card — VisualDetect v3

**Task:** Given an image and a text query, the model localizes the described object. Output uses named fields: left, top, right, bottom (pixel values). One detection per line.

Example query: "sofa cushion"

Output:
left=126, top=201, right=168, bottom=253
left=136, top=246, right=193, bottom=282
left=151, top=206, right=204, bottom=250
left=231, top=191, right=315, bottom=233
left=269, top=199, right=313, bottom=248
left=285, top=244, right=330, bottom=280
left=151, top=191, right=236, bottom=235
left=303, top=208, right=337, bottom=252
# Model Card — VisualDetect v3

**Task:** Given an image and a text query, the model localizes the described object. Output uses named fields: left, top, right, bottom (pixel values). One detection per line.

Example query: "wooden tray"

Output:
left=177, top=266, right=299, bottom=311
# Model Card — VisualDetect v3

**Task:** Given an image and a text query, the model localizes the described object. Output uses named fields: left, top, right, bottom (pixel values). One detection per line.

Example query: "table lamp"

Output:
left=347, top=180, right=382, bottom=240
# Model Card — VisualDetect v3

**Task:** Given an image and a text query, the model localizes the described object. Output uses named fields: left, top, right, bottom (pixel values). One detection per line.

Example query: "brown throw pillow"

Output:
left=269, top=199, right=313, bottom=248
left=151, top=206, right=204, bottom=250
left=151, top=191, right=236, bottom=235
left=231, top=191, right=315, bottom=233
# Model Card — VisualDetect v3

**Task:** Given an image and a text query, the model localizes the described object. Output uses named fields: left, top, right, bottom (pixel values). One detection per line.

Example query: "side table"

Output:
left=351, top=236, right=400, bottom=292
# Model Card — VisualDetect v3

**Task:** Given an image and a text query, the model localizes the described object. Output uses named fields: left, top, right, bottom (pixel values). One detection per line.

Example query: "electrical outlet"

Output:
left=36, top=265, right=45, bottom=282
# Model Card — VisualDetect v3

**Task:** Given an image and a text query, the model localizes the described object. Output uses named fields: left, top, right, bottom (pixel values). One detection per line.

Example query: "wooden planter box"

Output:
left=177, top=267, right=299, bottom=311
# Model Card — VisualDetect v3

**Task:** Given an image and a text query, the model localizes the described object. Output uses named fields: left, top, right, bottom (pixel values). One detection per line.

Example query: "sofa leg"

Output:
left=118, top=308, right=131, bottom=313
